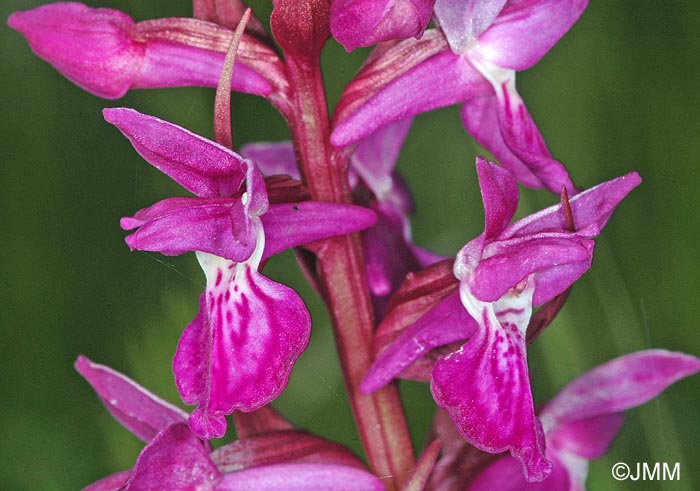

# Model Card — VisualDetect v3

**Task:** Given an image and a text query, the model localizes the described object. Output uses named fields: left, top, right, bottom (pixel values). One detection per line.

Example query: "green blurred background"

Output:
left=2, top=1, right=698, bottom=489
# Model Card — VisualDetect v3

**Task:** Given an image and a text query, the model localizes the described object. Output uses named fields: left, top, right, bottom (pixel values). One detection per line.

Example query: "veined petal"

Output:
left=211, top=430, right=365, bottom=472
left=174, top=253, right=311, bottom=439
left=120, top=197, right=256, bottom=262
left=466, top=451, right=570, bottom=491
left=82, top=471, right=130, bottom=491
left=432, top=282, right=551, bottom=481
left=463, top=68, right=576, bottom=194
left=472, top=0, right=588, bottom=71
left=240, top=141, right=300, bottom=179
left=215, top=462, right=385, bottom=490
left=470, top=232, right=594, bottom=304
left=362, top=291, right=477, bottom=393
left=260, top=202, right=377, bottom=260
left=351, top=118, right=413, bottom=200
left=434, top=0, right=507, bottom=53
left=104, top=108, right=247, bottom=197
left=75, top=356, right=188, bottom=443
left=123, top=423, right=219, bottom=490
left=330, top=0, right=436, bottom=51
left=8, top=3, right=144, bottom=99
left=504, top=172, right=642, bottom=239
left=331, top=50, right=490, bottom=147
left=540, top=350, right=700, bottom=431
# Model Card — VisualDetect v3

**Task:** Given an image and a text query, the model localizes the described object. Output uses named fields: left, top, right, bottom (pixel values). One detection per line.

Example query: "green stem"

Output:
left=285, top=56, right=415, bottom=490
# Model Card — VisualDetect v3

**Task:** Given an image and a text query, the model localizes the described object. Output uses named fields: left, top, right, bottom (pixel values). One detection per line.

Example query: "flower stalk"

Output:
left=283, top=43, right=414, bottom=491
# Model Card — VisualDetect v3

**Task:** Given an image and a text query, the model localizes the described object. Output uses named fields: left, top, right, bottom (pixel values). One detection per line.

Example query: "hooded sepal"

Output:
left=9, top=3, right=280, bottom=98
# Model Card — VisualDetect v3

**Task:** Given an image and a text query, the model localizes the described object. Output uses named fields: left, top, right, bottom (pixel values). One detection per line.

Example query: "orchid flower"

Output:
left=7, top=2, right=286, bottom=100
left=427, top=350, right=700, bottom=491
left=76, top=356, right=385, bottom=491
left=242, top=118, right=444, bottom=316
left=331, top=0, right=588, bottom=194
left=362, top=157, right=641, bottom=481
left=330, top=0, right=437, bottom=51
left=105, top=107, right=376, bottom=439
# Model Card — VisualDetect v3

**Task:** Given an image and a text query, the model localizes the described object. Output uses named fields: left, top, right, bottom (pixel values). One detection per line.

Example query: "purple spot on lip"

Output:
left=215, top=269, right=223, bottom=287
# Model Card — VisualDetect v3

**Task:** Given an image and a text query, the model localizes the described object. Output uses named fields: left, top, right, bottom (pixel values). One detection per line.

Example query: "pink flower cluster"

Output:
left=9, top=1, right=699, bottom=490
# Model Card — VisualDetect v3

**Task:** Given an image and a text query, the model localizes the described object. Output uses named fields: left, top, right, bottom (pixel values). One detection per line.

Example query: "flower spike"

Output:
left=364, top=158, right=641, bottom=481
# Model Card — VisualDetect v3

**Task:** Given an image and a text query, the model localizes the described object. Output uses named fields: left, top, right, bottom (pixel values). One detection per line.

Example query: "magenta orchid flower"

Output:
left=242, top=119, right=444, bottom=316
left=332, top=0, right=588, bottom=194
left=76, top=356, right=385, bottom=491
left=7, top=2, right=286, bottom=99
left=426, top=350, right=700, bottom=491
left=105, top=107, right=376, bottom=439
left=330, top=0, right=437, bottom=51
left=362, top=157, right=641, bottom=481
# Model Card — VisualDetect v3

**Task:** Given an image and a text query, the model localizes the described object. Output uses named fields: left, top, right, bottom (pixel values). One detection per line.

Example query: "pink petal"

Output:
left=123, top=423, right=220, bottom=490
left=81, top=471, right=130, bottom=491
left=463, top=75, right=576, bottom=194
left=330, top=0, right=436, bottom=51
left=120, top=197, right=256, bottom=262
left=504, top=172, right=642, bottom=239
left=132, top=39, right=272, bottom=96
left=474, top=158, right=519, bottom=240
left=362, top=201, right=430, bottom=309
left=240, top=141, right=300, bottom=179
left=75, top=356, right=188, bottom=443
left=467, top=451, right=570, bottom=491
left=540, top=350, right=700, bottom=431
left=548, top=413, right=624, bottom=460
left=215, top=462, right=385, bottom=490
left=432, top=285, right=551, bottom=482
left=470, top=233, right=594, bottom=304
left=243, top=160, right=269, bottom=218
left=103, top=108, right=247, bottom=197
left=8, top=3, right=144, bottom=99
left=331, top=49, right=490, bottom=147
left=351, top=118, right=413, bottom=200
left=261, top=202, right=377, bottom=259
left=434, top=0, right=507, bottom=53
left=362, top=291, right=477, bottom=393
left=462, top=96, right=552, bottom=189
left=472, top=0, right=588, bottom=71
left=174, top=257, right=311, bottom=439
